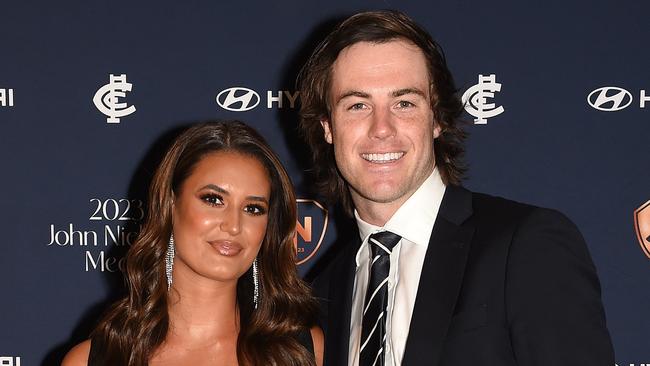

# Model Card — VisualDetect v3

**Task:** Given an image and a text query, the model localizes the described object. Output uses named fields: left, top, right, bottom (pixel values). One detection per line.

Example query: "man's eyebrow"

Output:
left=335, top=88, right=427, bottom=105
left=391, top=88, right=427, bottom=98
left=335, top=90, right=370, bottom=105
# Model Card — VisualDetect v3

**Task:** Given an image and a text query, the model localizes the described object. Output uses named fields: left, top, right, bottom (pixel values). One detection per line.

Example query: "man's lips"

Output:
left=361, top=152, right=405, bottom=163
left=208, top=240, right=243, bottom=256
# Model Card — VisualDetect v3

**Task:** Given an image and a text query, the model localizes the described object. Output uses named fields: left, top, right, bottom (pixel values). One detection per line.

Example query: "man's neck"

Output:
left=351, top=167, right=438, bottom=226
left=352, top=193, right=409, bottom=227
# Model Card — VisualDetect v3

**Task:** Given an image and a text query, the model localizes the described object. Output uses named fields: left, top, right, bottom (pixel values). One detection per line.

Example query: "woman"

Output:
left=63, top=121, right=323, bottom=365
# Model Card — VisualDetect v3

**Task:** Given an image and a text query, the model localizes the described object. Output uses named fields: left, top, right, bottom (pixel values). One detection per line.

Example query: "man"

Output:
left=298, top=10, right=614, bottom=366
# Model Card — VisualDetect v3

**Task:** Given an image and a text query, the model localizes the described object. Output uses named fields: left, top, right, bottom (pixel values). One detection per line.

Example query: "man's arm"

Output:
left=506, top=208, right=614, bottom=365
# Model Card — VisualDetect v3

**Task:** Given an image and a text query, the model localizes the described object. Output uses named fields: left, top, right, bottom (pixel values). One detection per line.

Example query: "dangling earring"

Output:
left=252, top=257, right=259, bottom=309
left=166, top=233, right=175, bottom=290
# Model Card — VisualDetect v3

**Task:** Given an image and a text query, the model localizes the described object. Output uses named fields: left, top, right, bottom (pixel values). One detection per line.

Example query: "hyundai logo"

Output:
left=587, top=87, right=633, bottom=111
left=216, top=87, right=260, bottom=112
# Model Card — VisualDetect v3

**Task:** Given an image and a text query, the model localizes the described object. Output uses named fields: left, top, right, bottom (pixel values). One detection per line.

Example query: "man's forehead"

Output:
left=336, top=39, right=424, bottom=62
left=330, top=41, right=430, bottom=98
left=333, top=40, right=427, bottom=74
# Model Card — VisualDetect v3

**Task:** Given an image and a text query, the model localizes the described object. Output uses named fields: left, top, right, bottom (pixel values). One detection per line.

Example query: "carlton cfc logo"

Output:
left=587, top=87, right=633, bottom=111
left=216, top=87, right=260, bottom=112
left=93, top=74, right=136, bottom=123
left=634, top=199, right=650, bottom=259
left=294, top=199, right=328, bottom=265
left=462, top=74, right=505, bottom=125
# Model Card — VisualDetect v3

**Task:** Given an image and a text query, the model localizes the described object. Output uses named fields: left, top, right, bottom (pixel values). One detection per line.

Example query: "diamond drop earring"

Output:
left=166, top=233, right=175, bottom=290
left=252, top=257, right=259, bottom=309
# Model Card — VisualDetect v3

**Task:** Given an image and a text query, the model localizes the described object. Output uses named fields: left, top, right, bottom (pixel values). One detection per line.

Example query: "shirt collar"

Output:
left=355, top=167, right=446, bottom=248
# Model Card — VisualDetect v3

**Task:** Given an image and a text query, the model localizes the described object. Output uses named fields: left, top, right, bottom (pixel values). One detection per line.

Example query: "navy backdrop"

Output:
left=1, top=1, right=648, bottom=365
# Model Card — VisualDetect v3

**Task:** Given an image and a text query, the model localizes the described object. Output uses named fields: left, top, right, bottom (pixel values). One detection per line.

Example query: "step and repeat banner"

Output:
left=1, top=1, right=648, bottom=365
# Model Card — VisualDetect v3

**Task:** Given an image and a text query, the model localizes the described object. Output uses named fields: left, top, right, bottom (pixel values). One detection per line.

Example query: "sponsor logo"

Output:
left=587, top=86, right=648, bottom=111
left=294, top=199, right=328, bottom=265
left=0, top=88, right=14, bottom=107
left=266, top=90, right=299, bottom=109
left=93, top=74, right=136, bottom=123
left=616, top=363, right=650, bottom=366
left=0, top=357, right=21, bottom=366
left=634, top=199, right=650, bottom=259
left=462, top=74, right=505, bottom=124
left=216, top=87, right=299, bottom=111
left=587, top=87, right=633, bottom=111
left=216, top=87, right=260, bottom=111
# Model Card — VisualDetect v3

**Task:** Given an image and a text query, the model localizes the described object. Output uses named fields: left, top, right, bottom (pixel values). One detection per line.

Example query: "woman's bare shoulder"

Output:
left=61, top=340, right=91, bottom=366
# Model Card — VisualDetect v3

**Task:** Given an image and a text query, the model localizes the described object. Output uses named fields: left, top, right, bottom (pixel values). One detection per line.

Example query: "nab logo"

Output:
left=0, top=88, right=14, bottom=107
left=294, top=199, right=328, bottom=265
left=634, top=199, right=650, bottom=259
left=216, top=87, right=260, bottom=112
left=462, top=74, right=505, bottom=124
left=587, top=87, right=633, bottom=111
left=0, top=357, right=21, bottom=366
left=93, top=74, right=136, bottom=123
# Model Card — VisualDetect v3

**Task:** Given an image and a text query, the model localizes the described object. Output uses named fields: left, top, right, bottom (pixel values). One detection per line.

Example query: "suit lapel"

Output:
left=325, top=234, right=359, bottom=366
left=402, top=185, right=475, bottom=366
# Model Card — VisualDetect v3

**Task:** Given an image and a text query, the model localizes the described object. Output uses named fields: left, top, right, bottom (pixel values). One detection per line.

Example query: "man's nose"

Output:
left=368, top=106, right=396, bottom=140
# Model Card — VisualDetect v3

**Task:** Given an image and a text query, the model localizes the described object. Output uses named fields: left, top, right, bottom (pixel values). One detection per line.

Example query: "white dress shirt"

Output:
left=348, top=168, right=446, bottom=366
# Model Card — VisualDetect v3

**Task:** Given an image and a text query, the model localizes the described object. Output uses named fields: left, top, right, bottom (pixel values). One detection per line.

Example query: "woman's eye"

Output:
left=244, top=204, right=267, bottom=216
left=201, top=194, right=223, bottom=206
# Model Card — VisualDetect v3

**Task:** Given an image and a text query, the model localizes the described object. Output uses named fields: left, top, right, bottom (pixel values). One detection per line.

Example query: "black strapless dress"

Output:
left=88, top=328, right=314, bottom=364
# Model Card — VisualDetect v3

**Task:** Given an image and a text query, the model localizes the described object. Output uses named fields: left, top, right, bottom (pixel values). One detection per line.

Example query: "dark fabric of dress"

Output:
left=88, top=328, right=314, bottom=365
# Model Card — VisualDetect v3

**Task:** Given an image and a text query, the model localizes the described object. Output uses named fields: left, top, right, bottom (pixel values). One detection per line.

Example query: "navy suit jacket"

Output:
left=312, top=185, right=614, bottom=365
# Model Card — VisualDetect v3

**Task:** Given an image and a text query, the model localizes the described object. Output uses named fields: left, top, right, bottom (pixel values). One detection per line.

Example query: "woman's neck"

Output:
left=167, top=270, right=239, bottom=343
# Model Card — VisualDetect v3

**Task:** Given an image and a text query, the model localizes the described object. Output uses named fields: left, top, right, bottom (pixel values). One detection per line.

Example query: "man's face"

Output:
left=322, top=40, right=440, bottom=220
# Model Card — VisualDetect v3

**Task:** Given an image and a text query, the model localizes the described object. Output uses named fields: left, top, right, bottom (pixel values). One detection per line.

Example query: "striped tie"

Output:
left=359, top=231, right=401, bottom=366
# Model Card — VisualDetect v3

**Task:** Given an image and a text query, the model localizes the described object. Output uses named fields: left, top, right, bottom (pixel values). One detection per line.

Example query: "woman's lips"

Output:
left=208, top=240, right=243, bottom=256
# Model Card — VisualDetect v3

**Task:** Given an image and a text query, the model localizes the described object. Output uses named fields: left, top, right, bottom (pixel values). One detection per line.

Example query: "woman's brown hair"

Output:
left=298, top=10, right=467, bottom=215
left=90, top=121, right=318, bottom=365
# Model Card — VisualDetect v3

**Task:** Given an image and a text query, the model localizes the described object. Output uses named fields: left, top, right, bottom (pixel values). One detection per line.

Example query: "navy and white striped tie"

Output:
left=359, top=231, right=401, bottom=366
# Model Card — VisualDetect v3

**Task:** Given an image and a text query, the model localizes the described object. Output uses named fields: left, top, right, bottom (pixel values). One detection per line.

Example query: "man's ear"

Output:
left=433, top=120, right=442, bottom=139
left=320, top=119, right=333, bottom=144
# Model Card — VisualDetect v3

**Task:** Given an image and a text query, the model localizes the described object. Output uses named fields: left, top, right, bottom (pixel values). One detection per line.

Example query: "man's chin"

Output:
left=352, top=185, right=409, bottom=205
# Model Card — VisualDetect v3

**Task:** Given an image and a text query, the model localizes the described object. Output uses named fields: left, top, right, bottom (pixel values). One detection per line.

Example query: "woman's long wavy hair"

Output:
left=90, top=121, right=318, bottom=365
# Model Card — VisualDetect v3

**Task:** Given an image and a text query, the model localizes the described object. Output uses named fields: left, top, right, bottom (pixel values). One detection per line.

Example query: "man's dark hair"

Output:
left=297, top=10, right=466, bottom=215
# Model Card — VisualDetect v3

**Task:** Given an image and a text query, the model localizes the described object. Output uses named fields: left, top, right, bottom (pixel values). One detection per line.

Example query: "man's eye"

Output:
left=397, top=100, right=415, bottom=108
left=245, top=204, right=267, bottom=216
left=201, top=194, right=223, bottom=206
left=349, top=103, right=366, bottom=111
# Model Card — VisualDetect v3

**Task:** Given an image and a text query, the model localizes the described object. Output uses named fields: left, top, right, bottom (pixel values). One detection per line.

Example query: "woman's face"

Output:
left=172, top=151, right=271, bottom=286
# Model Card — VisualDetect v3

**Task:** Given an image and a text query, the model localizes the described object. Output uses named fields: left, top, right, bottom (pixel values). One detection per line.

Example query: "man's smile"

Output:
left=361, top=152, right=405, bottom=163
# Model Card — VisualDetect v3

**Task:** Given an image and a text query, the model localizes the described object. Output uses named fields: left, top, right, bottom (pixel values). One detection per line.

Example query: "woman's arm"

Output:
left=310, top=326, right=324, bottom=366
